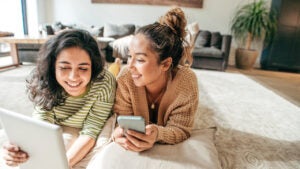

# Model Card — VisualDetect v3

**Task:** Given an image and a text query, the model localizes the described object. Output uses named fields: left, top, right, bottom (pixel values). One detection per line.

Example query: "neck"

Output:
left=146, top=73, right=168, bottom=98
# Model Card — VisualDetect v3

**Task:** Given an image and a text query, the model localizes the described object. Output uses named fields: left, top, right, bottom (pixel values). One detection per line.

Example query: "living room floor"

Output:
left=226, top=66, right=300, bottom=107
left=0, top=55, right=299, bottom=107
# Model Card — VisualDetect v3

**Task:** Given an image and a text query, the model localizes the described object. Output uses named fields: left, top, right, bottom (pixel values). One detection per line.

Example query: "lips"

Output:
left=131, top=74, right=141, bottom=80
left=66, top=81, right=81, bottom=88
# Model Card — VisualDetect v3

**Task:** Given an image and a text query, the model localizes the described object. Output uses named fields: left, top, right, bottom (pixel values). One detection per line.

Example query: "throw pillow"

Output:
left=194, top=30, right=211, bottom=48
left=185, top=22, right=200, bottom=47
left=52, top=22, right=75, bottom=32
left=87, top=129, right=222, bottom=169
left=210, top=32, right=222, bottom=49
left=104, top=23, right=135, bottom=39
left=88, top=26, right=104, bottom=37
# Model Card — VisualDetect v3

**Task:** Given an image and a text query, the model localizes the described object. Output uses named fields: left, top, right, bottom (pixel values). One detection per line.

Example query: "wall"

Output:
left=0, top=0, right=23, bottom=35
left=38, top=0, right=271, bottom=67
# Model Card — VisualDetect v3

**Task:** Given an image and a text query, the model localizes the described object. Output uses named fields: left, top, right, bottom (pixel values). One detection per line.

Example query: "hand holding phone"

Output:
left=117, top=115, right=145, bottom=133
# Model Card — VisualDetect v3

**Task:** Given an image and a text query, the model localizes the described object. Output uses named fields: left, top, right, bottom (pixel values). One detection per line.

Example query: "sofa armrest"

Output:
left=221, top=35, right=232, bottom=62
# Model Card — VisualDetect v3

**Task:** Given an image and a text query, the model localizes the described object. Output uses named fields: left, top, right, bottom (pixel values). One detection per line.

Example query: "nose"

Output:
left=69, top=69, right=79, bottom=80
left=128, top=57, right=134, bottom=69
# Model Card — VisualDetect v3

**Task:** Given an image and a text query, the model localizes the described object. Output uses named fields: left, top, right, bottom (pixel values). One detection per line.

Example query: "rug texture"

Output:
left=0, top=66, right=34, bottom=117
left=193, top=69, right=300, bottom=169
left=0, top=66, right=300, bottom=169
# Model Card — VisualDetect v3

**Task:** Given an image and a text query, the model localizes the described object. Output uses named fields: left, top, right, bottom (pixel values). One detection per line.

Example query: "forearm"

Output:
left=66, top=135, right=95, bottom=167
left=156, top=125, right=192, bottom=144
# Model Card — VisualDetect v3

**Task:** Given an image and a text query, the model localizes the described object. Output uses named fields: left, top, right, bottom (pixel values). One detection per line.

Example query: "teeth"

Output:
left=67, top=82, right=80, bottom=87
left=131, top=74, right=140, bottom=78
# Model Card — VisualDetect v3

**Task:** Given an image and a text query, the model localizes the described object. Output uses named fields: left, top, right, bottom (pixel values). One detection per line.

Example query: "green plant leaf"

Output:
left=230, top=0, right=277, bottom=49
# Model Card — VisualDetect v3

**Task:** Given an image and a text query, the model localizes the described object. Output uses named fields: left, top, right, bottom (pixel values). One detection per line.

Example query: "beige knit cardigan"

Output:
left=113, top=66, right=199, bottom=144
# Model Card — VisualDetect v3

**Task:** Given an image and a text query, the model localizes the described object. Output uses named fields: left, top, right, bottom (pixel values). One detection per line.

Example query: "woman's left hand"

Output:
left=125, top=124, right=158, bottom=152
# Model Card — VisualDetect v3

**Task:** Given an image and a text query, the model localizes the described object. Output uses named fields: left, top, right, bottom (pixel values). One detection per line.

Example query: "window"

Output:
left=0, top=0, right=24, bottom=36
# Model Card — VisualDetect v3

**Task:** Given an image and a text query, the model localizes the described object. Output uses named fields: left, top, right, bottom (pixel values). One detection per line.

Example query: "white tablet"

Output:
left=0, top=108, right=69, bottom=169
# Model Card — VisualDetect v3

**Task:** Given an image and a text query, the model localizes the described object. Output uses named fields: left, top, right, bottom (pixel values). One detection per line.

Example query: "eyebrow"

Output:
left=135, top=52, right=148, bottom=57
left=57, top=61, right=91, bottom=66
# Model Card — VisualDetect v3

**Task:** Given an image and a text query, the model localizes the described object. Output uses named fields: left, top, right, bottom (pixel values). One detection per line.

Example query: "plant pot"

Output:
left=235, top=48, right=259, bottom=69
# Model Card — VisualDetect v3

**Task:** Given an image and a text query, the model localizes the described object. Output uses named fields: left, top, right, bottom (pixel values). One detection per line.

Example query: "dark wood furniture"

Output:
left=261, top=0, right=300, bottom=72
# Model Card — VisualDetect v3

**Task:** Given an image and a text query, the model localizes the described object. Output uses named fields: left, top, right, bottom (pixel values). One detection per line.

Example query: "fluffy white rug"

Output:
left=0, top=65, right=34, bottom=117
left=193, top=69, right=300, bottom=169
left=1, top=66, right=299, bottom=169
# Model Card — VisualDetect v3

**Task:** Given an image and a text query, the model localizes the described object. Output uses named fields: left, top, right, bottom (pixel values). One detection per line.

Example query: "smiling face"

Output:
left=128, top=34, right=171, bottom=91
left=55, top=47, right=92, bottom=97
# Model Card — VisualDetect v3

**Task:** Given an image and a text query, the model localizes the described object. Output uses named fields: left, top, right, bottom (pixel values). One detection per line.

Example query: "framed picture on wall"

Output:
left=91, top=0, right=203, bottom=8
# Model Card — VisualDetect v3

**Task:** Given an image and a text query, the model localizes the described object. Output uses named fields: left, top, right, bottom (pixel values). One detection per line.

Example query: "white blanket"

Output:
left=112, top=35, right=133, bottom=60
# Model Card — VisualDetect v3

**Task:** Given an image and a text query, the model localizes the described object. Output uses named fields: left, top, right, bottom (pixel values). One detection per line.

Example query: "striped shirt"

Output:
left=32, top=69, right=116, bottom=139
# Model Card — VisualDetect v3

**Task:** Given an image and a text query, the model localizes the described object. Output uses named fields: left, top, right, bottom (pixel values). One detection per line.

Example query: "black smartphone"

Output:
left=117, top=115, right=145, bottom=133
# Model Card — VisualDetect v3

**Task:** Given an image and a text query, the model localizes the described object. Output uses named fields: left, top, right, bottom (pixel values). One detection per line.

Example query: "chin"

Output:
left=133, top=81, right=144, bottom=87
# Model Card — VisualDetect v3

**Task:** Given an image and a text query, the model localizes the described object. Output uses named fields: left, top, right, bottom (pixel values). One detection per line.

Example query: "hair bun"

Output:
left=159, top=6, right=187, bottom=39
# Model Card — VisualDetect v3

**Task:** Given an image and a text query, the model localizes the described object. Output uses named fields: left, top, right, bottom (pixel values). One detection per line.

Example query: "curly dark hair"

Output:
left=136, top=6, right=189, bottom=68
left=26, top=29, right=104, bottom=111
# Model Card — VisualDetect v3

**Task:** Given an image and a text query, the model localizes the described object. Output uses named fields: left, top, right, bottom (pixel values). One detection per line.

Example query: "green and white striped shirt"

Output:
left=33, top=69, right=116, bottom=139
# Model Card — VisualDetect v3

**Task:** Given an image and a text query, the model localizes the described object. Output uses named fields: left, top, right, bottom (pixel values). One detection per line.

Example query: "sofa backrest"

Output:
left=194, top=30, right=223, bottom=49
left=103, top=23, right=136, bottom=39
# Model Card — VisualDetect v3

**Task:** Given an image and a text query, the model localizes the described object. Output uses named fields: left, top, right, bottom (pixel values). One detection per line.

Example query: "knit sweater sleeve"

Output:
left=156, top=68, right=199, bottom=144
left=113, top=69, right=134, bottom=116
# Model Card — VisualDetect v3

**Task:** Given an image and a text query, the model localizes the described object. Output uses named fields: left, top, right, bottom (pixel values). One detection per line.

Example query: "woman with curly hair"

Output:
left=3, top=29, right=116, bottom=169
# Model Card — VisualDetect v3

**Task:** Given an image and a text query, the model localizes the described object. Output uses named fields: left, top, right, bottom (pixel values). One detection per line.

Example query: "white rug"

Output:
left=192, top=69, right=300, bottom=169
left=0, top=65, right=34, bottom=117
left=1, top=66, right=300, bottom=169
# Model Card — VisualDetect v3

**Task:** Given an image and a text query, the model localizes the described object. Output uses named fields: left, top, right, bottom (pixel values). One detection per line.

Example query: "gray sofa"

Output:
left=191, top=30, right=232, bottom=71
left=17, top=22, right=138, bottom=63
left=99, top=23, right=137, bottom=62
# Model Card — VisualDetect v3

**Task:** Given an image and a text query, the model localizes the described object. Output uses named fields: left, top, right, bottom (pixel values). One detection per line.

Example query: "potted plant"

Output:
left=231, top=0, right=277, bottom=69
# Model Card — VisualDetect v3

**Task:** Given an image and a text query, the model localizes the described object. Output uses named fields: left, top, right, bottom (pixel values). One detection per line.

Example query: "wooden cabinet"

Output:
left=261, top=0, right=300, bottom=72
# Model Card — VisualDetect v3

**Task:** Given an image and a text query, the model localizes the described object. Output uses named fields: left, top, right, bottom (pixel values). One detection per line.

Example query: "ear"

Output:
left=161, top=57, right=172, bottom=71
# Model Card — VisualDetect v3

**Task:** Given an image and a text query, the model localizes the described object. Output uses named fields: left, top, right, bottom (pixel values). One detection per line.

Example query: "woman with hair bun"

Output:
left=111, top=6, right=199, bottom=152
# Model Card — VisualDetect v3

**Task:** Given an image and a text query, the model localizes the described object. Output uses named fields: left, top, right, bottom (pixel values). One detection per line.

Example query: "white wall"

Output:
left=0, top=0, right=23, bottom=36
left=42, top=0, right=252, bottom=34
left=37, top=0, right=271, bottom=67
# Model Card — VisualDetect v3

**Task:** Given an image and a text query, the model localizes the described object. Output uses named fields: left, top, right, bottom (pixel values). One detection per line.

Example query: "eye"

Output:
left=136, top=59, right=145, bottom=63
left=59, top=67, right=70, bottom=70
left=79, top=67, right=89, bottom=71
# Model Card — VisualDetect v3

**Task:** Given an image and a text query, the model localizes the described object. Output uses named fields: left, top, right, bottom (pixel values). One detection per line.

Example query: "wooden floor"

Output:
left=226, top=66, right=300, bottom=107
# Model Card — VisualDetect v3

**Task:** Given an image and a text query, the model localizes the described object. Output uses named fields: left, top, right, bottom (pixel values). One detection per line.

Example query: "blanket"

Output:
left=112, top=35, right=133, bottom=60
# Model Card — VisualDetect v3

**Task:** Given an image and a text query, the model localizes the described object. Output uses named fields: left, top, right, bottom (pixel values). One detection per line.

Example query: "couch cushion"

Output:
left=194, top=30, right=211, bottom=48
left=72, top=25, right=104, bottom=37
left=51, top=22, right=75, bottom=32
left=210, top=32, right=222, bottom=49
left=192, top=47, right=223, bottom=58
left=87, top=26, right=104, bottom=37
left=104, top=23, right=135, bottom=39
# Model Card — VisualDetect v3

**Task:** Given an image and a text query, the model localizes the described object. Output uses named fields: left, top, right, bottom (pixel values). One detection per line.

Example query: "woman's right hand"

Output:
left=112, top=126, right=127, bottom=144
left=2, top=142, right=29, bottom=166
